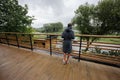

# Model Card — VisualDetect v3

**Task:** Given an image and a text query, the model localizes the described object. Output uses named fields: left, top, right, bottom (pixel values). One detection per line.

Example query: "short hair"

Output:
left=68, top=23, right=72, bottom=27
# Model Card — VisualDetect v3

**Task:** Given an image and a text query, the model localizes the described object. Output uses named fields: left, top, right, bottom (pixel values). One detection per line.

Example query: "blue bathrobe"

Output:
left=62, top=27, right=75, bottom=53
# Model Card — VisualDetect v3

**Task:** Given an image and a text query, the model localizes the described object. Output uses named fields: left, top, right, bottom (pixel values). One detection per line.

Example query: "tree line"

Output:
left=39, top=22, right=63, bottom=33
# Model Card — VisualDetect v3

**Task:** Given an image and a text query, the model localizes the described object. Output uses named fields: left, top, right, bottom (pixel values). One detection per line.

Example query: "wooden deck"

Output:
left=0, top=44, right=120, bottom=80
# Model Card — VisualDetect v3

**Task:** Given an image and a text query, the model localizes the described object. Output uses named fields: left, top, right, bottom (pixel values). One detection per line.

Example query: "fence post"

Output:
left=0, top=33, right=1, bottom=43
left=49, top=35, right=52, bottom=56
left=15, top=34, right=19, bottom=48
left=29, top=34, right=33, bottom=51
left=78, top=36, right=82, bottom=62
left=5, top=33, right=9, bottom=45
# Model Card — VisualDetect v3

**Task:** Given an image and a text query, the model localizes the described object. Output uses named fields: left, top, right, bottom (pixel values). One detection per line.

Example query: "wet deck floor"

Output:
left=0, top=44, right=120, bottom=80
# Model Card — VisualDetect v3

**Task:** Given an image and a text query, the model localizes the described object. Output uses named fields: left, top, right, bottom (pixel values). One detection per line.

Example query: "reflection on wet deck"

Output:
left=0, top=44, right=120, bottom=80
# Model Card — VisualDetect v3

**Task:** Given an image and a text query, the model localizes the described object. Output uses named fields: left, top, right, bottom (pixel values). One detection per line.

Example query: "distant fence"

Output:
left=0, top=32, right=120, bottom=67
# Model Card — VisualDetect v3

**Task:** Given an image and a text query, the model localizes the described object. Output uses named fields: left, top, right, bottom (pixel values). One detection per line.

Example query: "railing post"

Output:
left=15, top=34, right=19, bottom=48
left=78, top=36, right=82, bottom=62
left=0, top=33, right=1, bottom=43
left=5, top=33, right=9, bottom=45
left=49, top=35, right=52, bottom=56
left=29, top=34, right=33, bottom=51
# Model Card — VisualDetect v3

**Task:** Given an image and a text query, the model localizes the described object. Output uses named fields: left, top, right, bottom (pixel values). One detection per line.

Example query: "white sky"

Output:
left=18, top=0, right=99, bottom=28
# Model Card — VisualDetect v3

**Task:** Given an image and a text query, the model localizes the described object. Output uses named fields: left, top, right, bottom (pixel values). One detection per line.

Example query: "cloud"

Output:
left=18, top=0, right=99, bottom=28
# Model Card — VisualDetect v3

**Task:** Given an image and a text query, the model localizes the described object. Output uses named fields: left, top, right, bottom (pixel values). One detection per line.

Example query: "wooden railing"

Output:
left=0, top=32, right=120, bottom=67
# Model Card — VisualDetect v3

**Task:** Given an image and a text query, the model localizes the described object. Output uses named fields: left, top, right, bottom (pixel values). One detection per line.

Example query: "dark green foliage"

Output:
left=91, top=46, right=120, bottom=56
left=73, top=0, right=120, bottom=35
left=73, top=3, right=96, bottom=34
left=0, top=0, right=34, bottom=33
left=95, top=46, right=101, bottom=54
left=96, top=0, right=120, bottom=34
left=72, top=3, right=99, bottom=51
left=40, top=22, right=63, bottom=33
left=73, top=0, right=120, bottom=51
left=101, top=51, right=109, bottom=55
left=109, top=50, right=120, bottom=56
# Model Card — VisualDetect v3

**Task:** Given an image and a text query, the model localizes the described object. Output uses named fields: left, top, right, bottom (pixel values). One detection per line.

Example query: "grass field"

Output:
left=97, top=38, right=120, bottom=44
left=33, top=32, right=120, bottom=44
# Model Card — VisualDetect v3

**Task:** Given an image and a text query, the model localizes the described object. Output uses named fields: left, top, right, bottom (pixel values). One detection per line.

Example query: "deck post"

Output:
left=0, top=33, right=1, bottom=43
left=5, top=33, right=9, bottom=45
left=29, top=34, right=33, bottom=51
left=15, top=34, right=19, bottom=48
left=49, top=35, right=52, bottom=56
left=78, top=36, right=82, bottom=62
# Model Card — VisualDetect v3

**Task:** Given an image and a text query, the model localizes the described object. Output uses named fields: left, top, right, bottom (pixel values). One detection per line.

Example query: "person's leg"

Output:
left=63, top=53, right=67, bottom=64
left=63, top=53, right=67, bottom=61
left=66, top=53, right=71, bottom=63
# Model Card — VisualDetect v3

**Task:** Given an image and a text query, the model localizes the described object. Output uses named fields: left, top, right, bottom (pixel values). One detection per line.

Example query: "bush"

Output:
left=109, top=50, right=120, bottom=56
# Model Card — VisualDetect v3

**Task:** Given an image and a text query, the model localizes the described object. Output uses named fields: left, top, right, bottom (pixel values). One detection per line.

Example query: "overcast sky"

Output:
left=18, top=0, right=99, bottom=28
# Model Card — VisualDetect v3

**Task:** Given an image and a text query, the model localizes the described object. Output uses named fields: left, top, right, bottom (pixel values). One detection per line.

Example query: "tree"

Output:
left=73, top=0, right=120, bottom=51
left=73, top=3, right=98, bottom=51
left=40, top=22, right=63, bottom=33
left=96, top=0, right=120, bottom=34
left=0, top=0, right=34, bottom=33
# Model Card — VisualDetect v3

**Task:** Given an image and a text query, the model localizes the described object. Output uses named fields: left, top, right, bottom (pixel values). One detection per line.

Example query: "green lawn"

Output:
left=33, top=35, right=46, bottom=39
left=33, top=32, right=120, bottom=44
left=97, top=38, right=120, bottom=44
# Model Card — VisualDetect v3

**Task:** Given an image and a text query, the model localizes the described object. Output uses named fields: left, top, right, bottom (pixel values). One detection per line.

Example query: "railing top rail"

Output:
left=0, top=32, right=120, bottom=38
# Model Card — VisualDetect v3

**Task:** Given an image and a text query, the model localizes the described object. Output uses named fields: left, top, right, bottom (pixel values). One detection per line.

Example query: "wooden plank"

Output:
left=0, top=44, right=120, bottom=80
